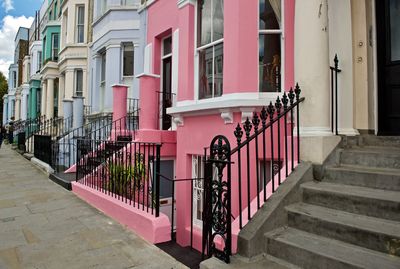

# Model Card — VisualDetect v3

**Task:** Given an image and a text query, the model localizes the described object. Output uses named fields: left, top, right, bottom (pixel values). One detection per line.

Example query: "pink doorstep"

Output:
left=72, top=182, right=171, bottom=244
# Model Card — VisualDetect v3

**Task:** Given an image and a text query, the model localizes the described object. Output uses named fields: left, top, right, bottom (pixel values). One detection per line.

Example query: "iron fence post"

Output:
left=155, top=144, right=161, bottom=217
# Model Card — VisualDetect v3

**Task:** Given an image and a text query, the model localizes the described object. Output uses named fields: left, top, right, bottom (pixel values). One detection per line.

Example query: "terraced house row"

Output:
left=3, top=0, right=400, bottom=268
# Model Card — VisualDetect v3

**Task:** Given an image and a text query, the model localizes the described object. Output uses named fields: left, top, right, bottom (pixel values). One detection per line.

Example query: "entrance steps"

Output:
left=202, top=135, right=400, bottom=268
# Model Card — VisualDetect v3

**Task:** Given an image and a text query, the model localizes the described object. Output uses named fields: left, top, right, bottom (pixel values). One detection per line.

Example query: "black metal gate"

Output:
left=202, top=136, right=232, bottom=263
left=17, top=132, right=26, bottom=151
left=34, top=134, right=52, bottom=165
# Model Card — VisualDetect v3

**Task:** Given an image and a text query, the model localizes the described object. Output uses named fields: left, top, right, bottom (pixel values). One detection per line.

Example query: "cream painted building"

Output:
left=295, top=0, right=400, bottom=164
left=58, top=0, right=91, bottom=120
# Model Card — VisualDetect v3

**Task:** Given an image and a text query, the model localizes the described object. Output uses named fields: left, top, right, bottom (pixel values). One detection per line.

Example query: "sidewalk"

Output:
left=0, top=145, right=187, bottom=269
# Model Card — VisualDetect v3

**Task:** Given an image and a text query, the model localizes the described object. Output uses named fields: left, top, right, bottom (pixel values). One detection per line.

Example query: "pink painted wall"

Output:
left=72, top=182, right=171, bottom=244
left=137, top=0, right=297, bottom=254
left=224, top=0, right=259, bottom=93
left=285, top=0, right=295, bottom=89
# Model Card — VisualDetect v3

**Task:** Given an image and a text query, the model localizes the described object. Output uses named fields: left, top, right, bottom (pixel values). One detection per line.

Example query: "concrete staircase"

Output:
left=265, top=136, right=400, bottom=268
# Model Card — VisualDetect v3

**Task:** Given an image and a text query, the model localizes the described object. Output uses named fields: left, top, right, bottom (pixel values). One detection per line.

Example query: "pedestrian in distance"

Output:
left=8, top=122, right=13, bottom=144
left=0, top=125, right=3, bottom=148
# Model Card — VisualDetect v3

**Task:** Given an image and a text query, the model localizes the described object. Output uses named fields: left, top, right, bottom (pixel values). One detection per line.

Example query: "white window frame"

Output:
left=76, top=5, right=85, bottom=43
left=258, top=0, right=285, bottom=92
left=75, top=69, right=83, bottom=97
left=192, top=155, right=204, bottom=227
left=195, top=0, right=224, bottom=100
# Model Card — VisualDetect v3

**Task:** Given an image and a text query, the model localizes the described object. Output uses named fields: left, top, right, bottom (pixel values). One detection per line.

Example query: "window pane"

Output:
left=78, top=6, right=84, bottom=24
left=199, top=47, right=213, bottom=99
left=163, top=36, right=172, bottom=56
left=199, top=0, right=212, bottom=46
left=123, top=44, right=134, bottom=76
left=214, top=43, right=223, bottom=97
left=390, top=0, right=400, bottom=61
left=101, top=53, right=106, bottom=82
left=260, top=0, right=281, bottom=30
left=78, top=26, right=84, bottom=43
left=76, top=70, right=83, bottom=96
left=212, top=0, right=224, bottom=41
left=259, top=34, right=281, bottom=92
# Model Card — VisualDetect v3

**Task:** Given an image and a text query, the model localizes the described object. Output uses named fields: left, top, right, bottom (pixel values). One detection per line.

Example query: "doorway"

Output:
left=161, top=36, right=172, bottom=130
left=376, top=0, right=400, bottom=135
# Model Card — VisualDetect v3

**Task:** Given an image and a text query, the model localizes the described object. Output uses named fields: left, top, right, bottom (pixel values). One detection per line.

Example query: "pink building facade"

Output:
left=136, top=0, right=296, bottom=252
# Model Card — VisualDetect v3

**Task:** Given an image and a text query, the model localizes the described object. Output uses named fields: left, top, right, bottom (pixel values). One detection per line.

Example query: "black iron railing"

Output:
left=51, top=111, right=140, bottom=173
left=157, top=173, right=207, bottom=244
left=330, top=54, right=341, bottom=135
left=76, top=139, right=161, bottom=217
left=203, top=85, right=304, bottom=263
left=51, top=115, right=113, bottom=173
left=24, top=116, right=73, bottom=153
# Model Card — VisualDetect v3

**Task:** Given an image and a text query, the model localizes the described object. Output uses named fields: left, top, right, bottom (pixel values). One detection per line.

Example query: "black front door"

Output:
left=162, top=57, right=172, bottom=130
left=376, top=0, right=400, bottom=135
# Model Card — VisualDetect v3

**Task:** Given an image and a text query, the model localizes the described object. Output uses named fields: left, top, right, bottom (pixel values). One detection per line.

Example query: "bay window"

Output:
left=259, top=0, right=282, bottom=92
left=197, top=0, right=224, bottom=99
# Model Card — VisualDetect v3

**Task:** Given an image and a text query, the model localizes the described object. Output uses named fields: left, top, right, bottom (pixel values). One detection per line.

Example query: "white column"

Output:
left=41, top=83, right=47, bottom=117
left=105, top=44, right=121, bottom=112
left=64, top=69, right=74, bottom=100
left=295, top=0, right=341, bottom=164
left=15, top=94, right=21, bottom=120
left=58, top=74, right=65, bottom=117
left=3, top=96, right=8, bottom=125
left=295, top=0, right=331, bottom=135
left=21, top=90, right=28, bottom=121
left=92, top=54, right=102, bottom=113
left=46, top=78, right=54, bottom=119
left=82, top=69, right=88, bottom=102
left=328, top=0, right=357, bottom=135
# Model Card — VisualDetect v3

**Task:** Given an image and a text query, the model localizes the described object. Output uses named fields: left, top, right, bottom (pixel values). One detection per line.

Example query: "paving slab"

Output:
left=0, top=146, right=186, bottom=269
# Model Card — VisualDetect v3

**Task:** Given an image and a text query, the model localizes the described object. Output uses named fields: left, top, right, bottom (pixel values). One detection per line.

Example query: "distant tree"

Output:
left=0, top=72, right=8, bottom=121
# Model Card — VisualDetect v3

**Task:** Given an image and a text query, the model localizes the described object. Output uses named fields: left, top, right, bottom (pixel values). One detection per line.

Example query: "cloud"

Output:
left=0, top=15, right=33, bottom=79
left=2, top=0, right=14, bottom=12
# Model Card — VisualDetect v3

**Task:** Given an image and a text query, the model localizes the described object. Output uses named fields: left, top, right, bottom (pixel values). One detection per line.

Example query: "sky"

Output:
left=0, top=0, right=43, bottom=80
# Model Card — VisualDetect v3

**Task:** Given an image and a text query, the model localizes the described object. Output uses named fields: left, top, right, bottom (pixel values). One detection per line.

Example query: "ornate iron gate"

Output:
left=202, top=135, right=232, bottom=263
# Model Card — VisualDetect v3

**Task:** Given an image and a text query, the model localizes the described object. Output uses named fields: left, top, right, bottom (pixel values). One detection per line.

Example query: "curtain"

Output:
left=269, top=0, right=281, bottom=28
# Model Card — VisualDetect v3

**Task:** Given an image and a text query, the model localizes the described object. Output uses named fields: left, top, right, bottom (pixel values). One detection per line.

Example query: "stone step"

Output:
left=265, top=227, right=400, bottom=269
left=324, top=164, right=400, bottom=191
left=339, top=147, right=400, bottom=169
left=286, top=203, right=400, bottom=255
left=301, top=181, right=400, bottom=221
left=361, top=135, right=400, bottom=148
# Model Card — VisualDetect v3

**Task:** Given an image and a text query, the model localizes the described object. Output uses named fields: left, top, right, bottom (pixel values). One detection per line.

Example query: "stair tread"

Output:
left=266, top=227, right=400, bottom=269
left=301, top=181, right=400, bottom=203
left=327, top=164, right=400, bottom=176
left=344, top=146, right=400, bottom=154
left=286, top=203, right=400, bottom=237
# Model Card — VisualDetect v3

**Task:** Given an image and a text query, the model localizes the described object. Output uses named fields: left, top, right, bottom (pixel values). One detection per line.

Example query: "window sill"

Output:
left=167, top=92, right=281, bottom=117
